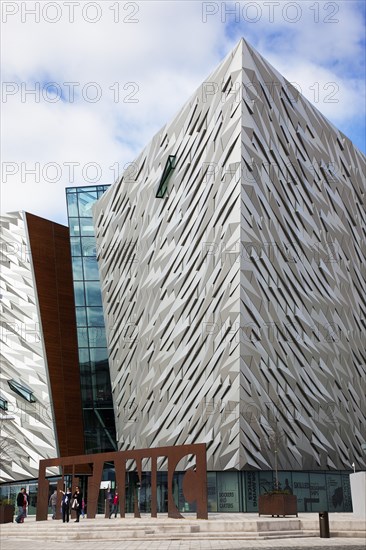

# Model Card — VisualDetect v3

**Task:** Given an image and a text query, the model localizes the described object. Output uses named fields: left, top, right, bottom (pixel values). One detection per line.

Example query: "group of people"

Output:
left=15, top=488, right=29, bottom=523
left=48, top=486, right=84, bottom=522
left=16, top=485, right=122, bottom=523
left=60, top=486, right=83, bottom=522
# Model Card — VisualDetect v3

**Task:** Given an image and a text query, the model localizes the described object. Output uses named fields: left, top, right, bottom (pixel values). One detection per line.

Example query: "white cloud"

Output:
left=1, top=1, right=365, bottom=224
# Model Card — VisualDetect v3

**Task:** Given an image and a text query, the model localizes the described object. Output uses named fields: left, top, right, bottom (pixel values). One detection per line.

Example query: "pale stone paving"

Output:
left=1, top=513, right=365, bottom=550
left=2, top=538, right=366, bottom=550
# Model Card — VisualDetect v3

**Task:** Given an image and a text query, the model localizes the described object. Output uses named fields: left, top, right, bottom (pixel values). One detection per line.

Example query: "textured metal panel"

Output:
left=0, top=212, right=85, bottom=482
left=0, top=212, right=59, bottom=482
left=93, top=39, right=366, bottom=472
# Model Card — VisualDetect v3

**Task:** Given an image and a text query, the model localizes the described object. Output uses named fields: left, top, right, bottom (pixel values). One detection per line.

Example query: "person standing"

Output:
left=106, top=486, right=112, bottom=517
left=49, top=489, right=58, bottom=519
left=23, top=490, right=29, bottom=519
left=15, top=488, right=26, bottom=523
left=109, top=491, right=119, bottom=518
left=72, top=486, right=82, bottom=522
left=60, top=487, right=72, bottom=523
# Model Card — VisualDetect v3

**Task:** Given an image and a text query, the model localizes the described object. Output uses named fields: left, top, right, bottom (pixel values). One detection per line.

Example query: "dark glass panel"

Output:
left=81, top=237, right=97, bottom=257
left=82, top=409, right=116, bottom=454
left=217, top=471, right=240, bottom=512
left=66, top=192, right=79, bottom=217
left=85, top=281, right=103, bottom=307
left=0, top=394, right=8, bottom=411
left=78, top=191, right=97, bottom=217
left=83, top=257, right=100, bottom=281
left=79, top=348, right=90, bottom=364
left=74, top=281, right=86, bottom=306
left=8, top=379, right=36, bottom=403
left=79, top=217, right=96, bottom=236
left=86, top=307, right=105, bottom=326
left=69, top=218, right=80, bottom=236
left=75, top=307, right=87, bottom=327
left=77, top=327, right=89, bottom=347
left=70, top=237, right=81, bottom=256
left=72, top=256, right=83, bottom=281
left=89, top=327, right=107, bottom=348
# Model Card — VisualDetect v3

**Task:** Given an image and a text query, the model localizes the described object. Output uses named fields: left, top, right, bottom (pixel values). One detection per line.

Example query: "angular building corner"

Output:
left=93, top=38, right=366, bottom=473
left=0, top=211, right=84, bottom=483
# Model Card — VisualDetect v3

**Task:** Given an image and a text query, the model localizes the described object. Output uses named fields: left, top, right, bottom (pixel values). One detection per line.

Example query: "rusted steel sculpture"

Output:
left=36, top=443, right=207, bottom=520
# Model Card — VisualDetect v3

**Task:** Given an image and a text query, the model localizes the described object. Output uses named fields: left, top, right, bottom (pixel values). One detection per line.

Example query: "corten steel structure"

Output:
left=93, top=37, right=366, bottom=477
left=36, top=443, right=208, bottom=520
left=0, top=212, right=84, bottom=483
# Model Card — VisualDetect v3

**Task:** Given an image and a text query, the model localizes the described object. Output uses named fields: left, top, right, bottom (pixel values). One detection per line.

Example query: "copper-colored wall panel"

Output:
left=26, top=213, right=84, bottom=457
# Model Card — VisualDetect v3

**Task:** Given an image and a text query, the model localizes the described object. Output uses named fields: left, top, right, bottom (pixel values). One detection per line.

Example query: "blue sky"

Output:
left=1, top=1, right=365, bottom=224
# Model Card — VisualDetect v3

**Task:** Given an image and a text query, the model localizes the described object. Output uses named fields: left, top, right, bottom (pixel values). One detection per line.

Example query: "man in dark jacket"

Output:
left=60, top=488, right=72, bottom=523
left=15, top=488, right=26, bottom=523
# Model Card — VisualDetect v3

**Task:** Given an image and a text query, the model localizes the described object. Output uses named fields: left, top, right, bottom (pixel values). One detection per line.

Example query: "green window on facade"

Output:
left=8, top=379, right=36, bottom=403
left=156, top=155, right=177, bottom=198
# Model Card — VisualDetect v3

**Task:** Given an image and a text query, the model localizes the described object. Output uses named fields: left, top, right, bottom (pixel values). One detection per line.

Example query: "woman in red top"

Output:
left=109, top=491, right=119, bottom=518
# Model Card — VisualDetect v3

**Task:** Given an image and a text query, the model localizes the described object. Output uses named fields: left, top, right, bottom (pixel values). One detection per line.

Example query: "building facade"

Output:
left=93, top=38, right=365, bottom=510
left=0, top=211, right=84, bottom=484
left=1, top=39, right=364, bottom=515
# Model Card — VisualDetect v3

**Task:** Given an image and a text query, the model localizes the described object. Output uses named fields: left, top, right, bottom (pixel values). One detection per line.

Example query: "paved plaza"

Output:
left=2, top=535, right=366, bottom=550
left=1, top=513, right=365, bottom=550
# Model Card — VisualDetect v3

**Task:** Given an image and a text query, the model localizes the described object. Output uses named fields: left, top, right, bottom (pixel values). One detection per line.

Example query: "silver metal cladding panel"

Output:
left=0, top=212, right=59, bottom=482
left=94, top=39, right=366, bottom=472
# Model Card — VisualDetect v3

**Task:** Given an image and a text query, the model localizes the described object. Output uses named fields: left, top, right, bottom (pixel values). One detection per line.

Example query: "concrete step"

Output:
left=1, top=529, right=318, bottom=541
left=1, top=514, right=364, bottom=542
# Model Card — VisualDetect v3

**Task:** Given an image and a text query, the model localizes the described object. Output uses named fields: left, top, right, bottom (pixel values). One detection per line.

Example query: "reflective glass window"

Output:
left=292, top=472, right=310, bottom=512
left=83, top=257, right=100, bottom=280
left=89, top=327, right=107, bottom=348
left=81, top=237, right=97, bottom=257
left=87, top=307, right=105, bottom=326
left=70, top=237, right=81, bottom=256
left=309, top=473, right=327, bottom=512
left=90, top=347, right=109, bottom=365
left=0, top=394, right=8, bottom=411
left=77, top=327, right=89, bottom=347
left=8, top=379, right=36, bottom=403
left=217, top=472, right=240, bottom=512
left=207, top=472, right=217, bottom=512
left=78, top=191, right=97, bottom=217
left=77, top=186, right=98, bottom=192
left=326, top=473, right=343, bottom=512
left=73, top=282, right=85, bottom=306
left=244, top=471, right=259, bottom=512
left=69, top=219, right=80, bottom=236
left=83, top=409, right=116, bottom=454
left=76, top=307, right=87, bottom=326
left=72, top=257, right=83, bottom=281
left=67, top=184, right=115, bottom=454
left=66, top=192, right=79, bottom=217
left=85, top=281, right=102, bottom=307
left=79, top=348, right=90, bottom=364
left=79, top=217, right=95, bottom=236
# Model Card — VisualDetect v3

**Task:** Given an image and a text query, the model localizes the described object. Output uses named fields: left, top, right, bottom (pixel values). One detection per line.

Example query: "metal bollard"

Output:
left=319, top=511, right=330, bottom=538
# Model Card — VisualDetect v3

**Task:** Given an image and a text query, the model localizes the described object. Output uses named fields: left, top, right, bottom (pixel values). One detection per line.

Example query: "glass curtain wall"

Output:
left=66, top=186, right=116, bottom=453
